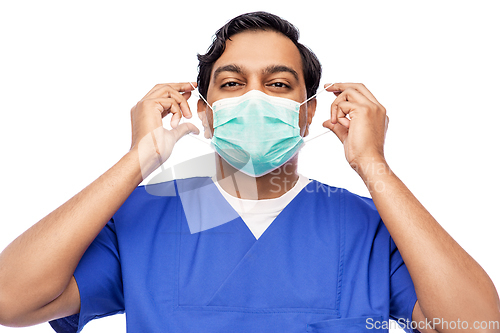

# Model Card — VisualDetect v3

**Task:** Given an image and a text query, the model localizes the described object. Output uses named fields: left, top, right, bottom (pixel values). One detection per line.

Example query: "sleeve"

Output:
left=389, top=238, right=418, bottom=333
left=48, top=219, right=125, bottom=333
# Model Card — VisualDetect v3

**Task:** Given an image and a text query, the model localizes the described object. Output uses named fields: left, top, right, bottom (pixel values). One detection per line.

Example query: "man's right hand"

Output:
left=0, top=82, right=200, bottom=328
left=130, top=82, right=200, bottom=179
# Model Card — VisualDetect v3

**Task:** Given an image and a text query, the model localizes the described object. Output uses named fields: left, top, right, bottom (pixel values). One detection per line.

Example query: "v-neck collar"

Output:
left=212, top=174, right=311, bottom=239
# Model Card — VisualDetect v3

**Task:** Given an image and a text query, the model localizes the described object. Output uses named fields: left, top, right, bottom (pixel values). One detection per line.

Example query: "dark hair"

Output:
left=197, top=11, right=322, bottom=100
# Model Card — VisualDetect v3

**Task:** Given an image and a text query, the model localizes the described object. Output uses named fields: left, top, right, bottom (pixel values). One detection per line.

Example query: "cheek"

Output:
left=207, top=108, right=214, bottom=131
left=299, top=106, right=308, bottom=128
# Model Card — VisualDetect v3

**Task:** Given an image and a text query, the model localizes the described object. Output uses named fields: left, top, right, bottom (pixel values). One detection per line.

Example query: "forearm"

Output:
left=358, top=159, right=500, bottom=330
left=0, top=149, right=143, bottom=319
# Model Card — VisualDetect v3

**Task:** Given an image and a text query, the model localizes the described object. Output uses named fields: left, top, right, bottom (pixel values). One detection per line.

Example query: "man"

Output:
left=0, top=11, right=498, bottom=332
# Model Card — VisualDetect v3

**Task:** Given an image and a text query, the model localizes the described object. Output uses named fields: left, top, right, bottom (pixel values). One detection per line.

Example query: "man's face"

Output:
left=199, top=30, right=316, bottom=136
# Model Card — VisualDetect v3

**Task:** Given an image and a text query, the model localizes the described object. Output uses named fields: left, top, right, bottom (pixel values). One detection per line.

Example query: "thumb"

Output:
left=171, top=122, right=200, bottom=142
left=323, top=120, right=348, bottom=144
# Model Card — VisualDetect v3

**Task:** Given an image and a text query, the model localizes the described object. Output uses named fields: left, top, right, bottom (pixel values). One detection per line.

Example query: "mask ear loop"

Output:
left=302, top=82, right=335, bottom=143
left=181, top=82, right=213, bottom=146
left=299, top=82, right=335, bottom=107
left=189, top=82, right=214, bottom=112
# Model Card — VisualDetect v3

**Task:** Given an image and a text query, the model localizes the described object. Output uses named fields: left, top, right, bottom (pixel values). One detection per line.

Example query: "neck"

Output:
left=215, top=155, right=299, bottom=200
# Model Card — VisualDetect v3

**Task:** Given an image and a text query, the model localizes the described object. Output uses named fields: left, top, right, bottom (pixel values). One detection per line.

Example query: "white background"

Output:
left=1, top=1, right=499, bottom=332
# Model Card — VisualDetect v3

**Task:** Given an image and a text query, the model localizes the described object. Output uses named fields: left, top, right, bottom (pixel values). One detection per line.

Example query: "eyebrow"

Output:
left=263, top=65, right=299, bottom=82
left=213, top=64, right=300, bottom=82
left=213, top=64, right=244, bottom=81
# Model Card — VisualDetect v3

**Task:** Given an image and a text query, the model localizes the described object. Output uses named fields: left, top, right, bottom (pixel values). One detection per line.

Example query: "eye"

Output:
left=221, top=81, right=241, bottom=88
left=269, top=82, right=290, bottom=89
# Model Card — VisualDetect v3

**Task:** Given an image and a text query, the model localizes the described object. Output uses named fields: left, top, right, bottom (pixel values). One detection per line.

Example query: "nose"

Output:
left=244, top=77, right=266, bottom=95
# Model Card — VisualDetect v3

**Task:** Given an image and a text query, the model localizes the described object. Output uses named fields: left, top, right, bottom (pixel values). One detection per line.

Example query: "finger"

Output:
left=142, top=97, right=180, bottom=118
left=326, top=83, right=380, bottom=105
left=169, top=82, right=197, bottom=93
left=324, top=83, right=342, bottom=96
left=155, top=82, right=197, bottom=95
left=148, top=86, right=193, bottom=119
left=171, top=122, right=200, bottom=142
left=143, top=83, right=196, bottom=117
left=336, top=101, right=353, bottom=128
left=181, top=91, right=192, bottom=102
left=170, top=107, right=182, bottom=128
left=143, top=83, right=173, bottom=99
left=145, top=82, right=197, bottom=98
left=330, top=98, right=354, bottom=127
left=333, top=87, right=371, bottom=107
left=330, top=101, right=337, bottom=124
left=322, top=120, right=348, bottom=144
left=329, top=93, right=348, bottom=124
left=347, top=83, right=379, bottom=105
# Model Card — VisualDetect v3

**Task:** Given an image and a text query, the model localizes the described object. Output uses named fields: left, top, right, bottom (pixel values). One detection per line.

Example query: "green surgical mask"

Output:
left=210, top=90, right=304, bottom=177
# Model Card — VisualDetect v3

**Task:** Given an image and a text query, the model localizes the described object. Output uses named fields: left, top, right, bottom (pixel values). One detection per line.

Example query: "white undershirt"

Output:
left=213, top=174, right=311, bottom=240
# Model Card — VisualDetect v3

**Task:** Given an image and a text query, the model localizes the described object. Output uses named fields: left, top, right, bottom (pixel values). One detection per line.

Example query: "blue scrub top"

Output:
left=50, top=178, right=417, bottom=333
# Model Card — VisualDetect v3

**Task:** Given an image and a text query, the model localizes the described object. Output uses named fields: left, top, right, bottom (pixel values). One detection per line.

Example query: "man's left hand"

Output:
left=322, top=83, right=389, bottom=175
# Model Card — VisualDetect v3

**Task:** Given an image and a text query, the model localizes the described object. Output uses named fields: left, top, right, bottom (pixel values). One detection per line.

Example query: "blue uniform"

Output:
left=50, top=178, right=417, bottom=332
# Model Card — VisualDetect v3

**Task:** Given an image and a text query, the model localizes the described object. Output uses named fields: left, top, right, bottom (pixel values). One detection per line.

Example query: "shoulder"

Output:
left=307, top=179, right=382, bottom=229
left=113, top=176, right=216, bottom=222
left=113, top=179, right=180, bottom=221
left=307, top=179, right=377, bottom=210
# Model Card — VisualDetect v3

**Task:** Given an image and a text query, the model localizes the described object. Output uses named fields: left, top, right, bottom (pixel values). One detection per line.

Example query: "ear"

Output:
left=306, top=98, right=317, bottom=125
left=303, top=98, right=317, bottom=137
left=197, top=99, right=213, bottom=139
left=197, top=98, right=206, bottom=114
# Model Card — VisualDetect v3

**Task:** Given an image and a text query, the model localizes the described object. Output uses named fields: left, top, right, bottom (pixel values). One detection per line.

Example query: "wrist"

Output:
left=124, top=147, right=156, bottom=184
left=351, top=156, right=392, bottom=188
left=128, top=142, right=163, bottom=181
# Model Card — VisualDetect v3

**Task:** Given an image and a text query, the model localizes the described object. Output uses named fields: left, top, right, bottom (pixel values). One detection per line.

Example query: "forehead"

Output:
left=211, top=30, right=304, bottom=80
